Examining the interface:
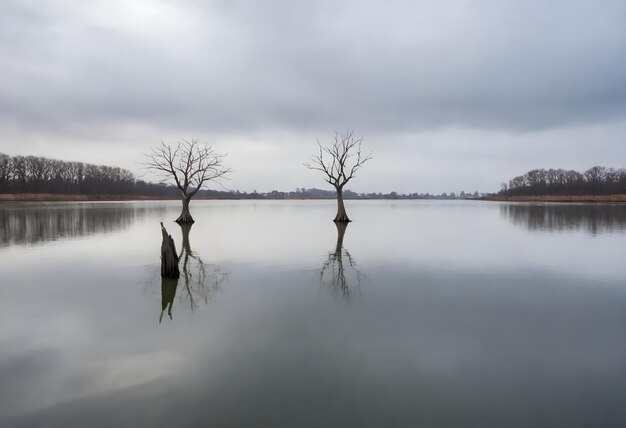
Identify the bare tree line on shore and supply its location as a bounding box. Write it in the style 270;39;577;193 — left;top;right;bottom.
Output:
0;152;170;195
502;166;626;196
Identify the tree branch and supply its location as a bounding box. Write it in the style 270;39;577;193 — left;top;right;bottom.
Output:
304;131;372;189
143;139;231;198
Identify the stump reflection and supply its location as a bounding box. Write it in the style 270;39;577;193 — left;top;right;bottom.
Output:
159;276;178;322
159;223;228;322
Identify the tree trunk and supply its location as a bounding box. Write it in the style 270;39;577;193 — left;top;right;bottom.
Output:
178;222;193;274
334;221;348;254
176;196;194;223
334;187;351;223
160;222;180;278
179;222;193;255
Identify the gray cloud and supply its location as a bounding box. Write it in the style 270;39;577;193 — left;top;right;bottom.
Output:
1;0;625;192
2;0;625;132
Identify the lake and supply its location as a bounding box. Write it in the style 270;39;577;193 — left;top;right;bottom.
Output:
1;200;626;427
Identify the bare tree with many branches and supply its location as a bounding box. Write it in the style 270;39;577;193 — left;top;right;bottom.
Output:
304;131;373;222
144;139;231;223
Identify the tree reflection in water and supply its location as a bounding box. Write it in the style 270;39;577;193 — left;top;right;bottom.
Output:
0;203;147;247
320;222;363;299
159;223;228;322
501;203;626;234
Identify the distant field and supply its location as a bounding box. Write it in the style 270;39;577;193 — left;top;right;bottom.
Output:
482;194;626;202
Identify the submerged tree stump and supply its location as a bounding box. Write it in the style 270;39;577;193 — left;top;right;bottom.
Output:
160;222;180;278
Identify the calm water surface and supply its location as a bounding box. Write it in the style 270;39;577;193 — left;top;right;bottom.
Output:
1;200;626;427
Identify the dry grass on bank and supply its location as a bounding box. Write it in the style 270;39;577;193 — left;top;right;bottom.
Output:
481;194;626;203
0;193;178;202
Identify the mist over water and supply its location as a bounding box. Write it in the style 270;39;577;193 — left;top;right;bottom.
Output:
1;200;626;427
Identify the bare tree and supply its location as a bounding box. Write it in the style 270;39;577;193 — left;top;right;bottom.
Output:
144;139;231;223
0;153;11;191
304;131;373;222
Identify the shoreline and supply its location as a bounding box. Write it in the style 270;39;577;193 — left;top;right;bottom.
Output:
480;194;626;203
0;193;335;202
3;193;626;203
0;194;179;202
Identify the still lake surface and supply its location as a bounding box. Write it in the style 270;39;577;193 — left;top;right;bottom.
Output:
1;200;626;427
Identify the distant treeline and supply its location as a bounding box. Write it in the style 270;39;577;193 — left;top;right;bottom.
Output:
0;153;480;199
0;153;172;195
501;166;626;196
238;189;482;200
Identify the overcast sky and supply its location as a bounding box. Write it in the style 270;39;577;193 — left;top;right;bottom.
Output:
1;0;625;193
